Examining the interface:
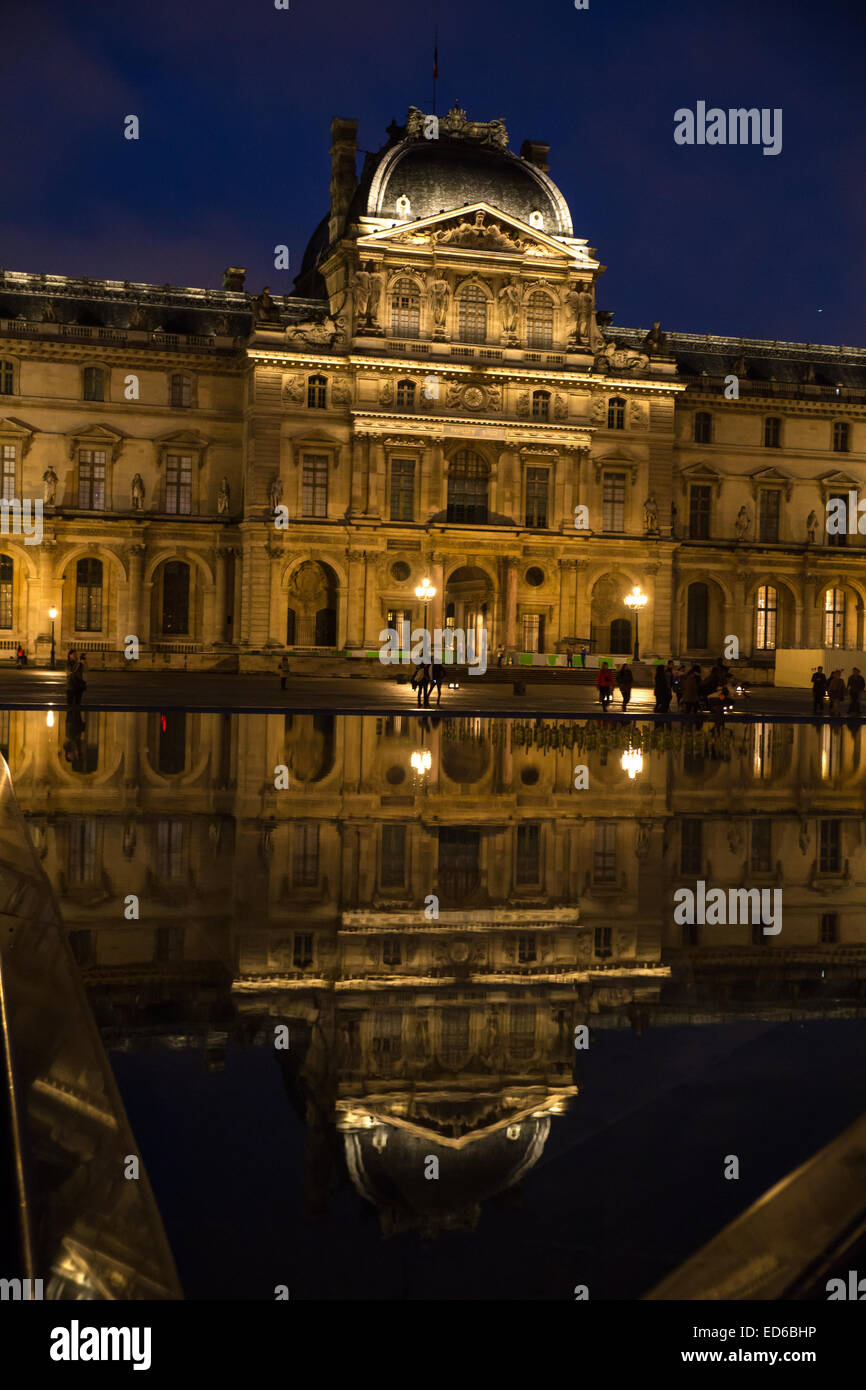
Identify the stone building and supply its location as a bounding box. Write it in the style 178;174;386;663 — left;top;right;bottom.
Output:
1;102;864;670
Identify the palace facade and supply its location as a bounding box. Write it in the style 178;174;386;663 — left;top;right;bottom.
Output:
1;104;865;670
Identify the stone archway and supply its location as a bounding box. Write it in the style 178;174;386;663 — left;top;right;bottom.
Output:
287;561;339;647
444;565;495;649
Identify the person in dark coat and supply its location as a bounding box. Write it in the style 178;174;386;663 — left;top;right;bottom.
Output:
846;667;865;716
617;662;634;711
429;661;443;706
411;660;430;707
654;662;670;712
66;656;86;707
811;665;827;715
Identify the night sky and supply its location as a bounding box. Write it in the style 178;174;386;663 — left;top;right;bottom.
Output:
1;0;864;345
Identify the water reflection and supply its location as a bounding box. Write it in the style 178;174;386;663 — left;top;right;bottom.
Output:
6;711;866;1291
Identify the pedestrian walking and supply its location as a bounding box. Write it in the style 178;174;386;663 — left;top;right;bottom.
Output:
429;661;443;706
566;646;574;670
15;644;26;667
596;661;615;710
847;666;865;715
278;654;290;690
811;665;827;716
580;646;588;668
827;669;845;713
680;665;699;714
66;654;86;707
653;662;670;713
496;644;505;668
411;659;430;706
617;661;634;711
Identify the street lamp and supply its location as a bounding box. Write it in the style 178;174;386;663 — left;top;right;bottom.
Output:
410;750;432;775
623;585;648;661
49;606;57;670
414;576;437;662
621;746;643;780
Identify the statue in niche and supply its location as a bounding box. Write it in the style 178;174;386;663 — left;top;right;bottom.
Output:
431;278;450;327
128;303;149;330
41;300;58;323
643;494;659;533
269;475;284;512
218;477;231;515
42;466;59;505
734;505;752;541
567;283;594;343
131;473;145;510
352;264;383;325
806;510;818;544
498;277;521;335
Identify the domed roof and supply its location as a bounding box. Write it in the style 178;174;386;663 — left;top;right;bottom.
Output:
366;137;572;236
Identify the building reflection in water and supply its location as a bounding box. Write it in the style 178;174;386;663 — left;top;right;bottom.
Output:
6;710;866;1248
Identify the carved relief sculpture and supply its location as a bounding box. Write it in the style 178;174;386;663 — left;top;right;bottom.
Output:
42;466;58;505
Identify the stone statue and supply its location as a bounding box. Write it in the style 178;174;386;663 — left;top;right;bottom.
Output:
567;283;594;343
131;473;145;510
42;466;58;505
734;504;751;541
253;286;279;323
353;264;382;325
594;340;649;373
128;303;148;330
643;493;659;533
642;320;668;355
431;278;450;328
217;477;231;515
498;277;521;335
806;510;818;544
269;475;284;512
41;300;58;324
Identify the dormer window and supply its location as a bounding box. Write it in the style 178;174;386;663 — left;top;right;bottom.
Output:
307;374;327;409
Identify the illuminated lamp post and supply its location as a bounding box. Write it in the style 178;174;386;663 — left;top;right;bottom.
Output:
623;585;648;662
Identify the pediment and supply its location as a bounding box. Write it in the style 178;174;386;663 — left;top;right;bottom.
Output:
154;429;209;450
749;465;794;501
0;417;37;457
65;421;127;461
818;469;861;501
679;461;723;497
357;203;573;264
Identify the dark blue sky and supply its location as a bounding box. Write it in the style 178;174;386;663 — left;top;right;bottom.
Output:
1;0;863;345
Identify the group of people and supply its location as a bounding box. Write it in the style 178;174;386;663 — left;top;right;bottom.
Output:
811;665;865;716
595;661;634;710
411;659;444;707
595;657;737;716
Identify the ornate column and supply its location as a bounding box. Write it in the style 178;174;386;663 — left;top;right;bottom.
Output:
430;551;445;630
504;557;518;651
127;542;146;646
349;435;368;517
346;549;367;648
366;438;385;518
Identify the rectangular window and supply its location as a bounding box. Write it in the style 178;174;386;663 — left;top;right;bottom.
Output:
78;449;106;510
301;455;328;518
833;422;849;453
437;827;480;903
759;490;780;542
751;820;772;874
689;485;711;540
525;467;549;528
83;366;104;402
383;935;402;966
593;823;617;885
293;824;319;886
594;926;612;958
827;496;848;548
764;417;781;448
389;458;415;522
681;819;703;874
518;932;537;963
819;820;841;874
156;819;185;880
1;444;15;501
293;933;314;968
602;472;626;532
68;818;98;885
516;823;540;885
820;912;839;944
75;558;102;631
381;824;406;889
156;927;184;963
165;454;192;515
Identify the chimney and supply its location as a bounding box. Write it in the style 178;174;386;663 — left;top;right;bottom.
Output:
223;267;246;292
520;140;550;173
329;117;359;244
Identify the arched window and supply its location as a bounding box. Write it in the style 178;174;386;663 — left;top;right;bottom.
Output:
170;373;192;408
532;389;550;420
447;450;489;524
526;292;554;349
307;374;327;409
75;558;103;632
0;555;12;629
694;411;712;443
686;582;709;649
396;378;416;410
607;396;625;430
824;588;845;648
755;584;777;650
390;279;420;339
833;421;850;453
0;361;14;395
161;561;190;635
83;366;105;402
458;285;487;344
